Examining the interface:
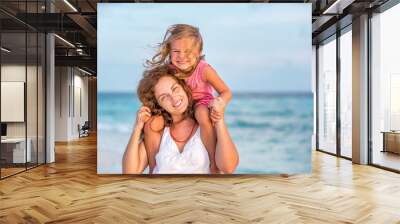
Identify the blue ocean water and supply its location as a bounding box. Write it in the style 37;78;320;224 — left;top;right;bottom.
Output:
97;92;313;174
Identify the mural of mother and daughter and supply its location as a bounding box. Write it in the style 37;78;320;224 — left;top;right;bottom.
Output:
98;4;313;175
123;24;239;174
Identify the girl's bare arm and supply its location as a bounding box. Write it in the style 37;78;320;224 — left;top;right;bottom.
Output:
203;66;232;104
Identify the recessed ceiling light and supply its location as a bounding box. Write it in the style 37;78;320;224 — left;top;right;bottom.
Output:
54;34;75;48
323;0;355;15
78;67;92;76
63;0;78;12
1;47;11;53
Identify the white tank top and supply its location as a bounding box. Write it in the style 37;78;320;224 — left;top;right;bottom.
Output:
153;126;210;174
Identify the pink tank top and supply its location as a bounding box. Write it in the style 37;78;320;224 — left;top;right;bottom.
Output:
185;60;214;106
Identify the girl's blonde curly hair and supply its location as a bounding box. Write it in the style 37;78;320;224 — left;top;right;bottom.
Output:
146;24;204;76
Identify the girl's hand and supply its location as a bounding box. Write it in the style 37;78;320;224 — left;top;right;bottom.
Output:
210;108;223;124
135;106;152;130
210;97;225;124
210;97;225;113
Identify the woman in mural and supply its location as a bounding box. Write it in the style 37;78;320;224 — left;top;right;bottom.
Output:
123;65;239;174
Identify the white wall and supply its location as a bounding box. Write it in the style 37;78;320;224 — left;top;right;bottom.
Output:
55;66;69;141
1;65;41;137
1;65;26;140
73;73;89;137
55;67;89;141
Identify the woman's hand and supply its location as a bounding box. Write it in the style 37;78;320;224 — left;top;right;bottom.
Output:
135;106;152;130
210;97;225;124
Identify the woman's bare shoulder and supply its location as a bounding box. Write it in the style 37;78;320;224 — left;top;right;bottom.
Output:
145;115;165;133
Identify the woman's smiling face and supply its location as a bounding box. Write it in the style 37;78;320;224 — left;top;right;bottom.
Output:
154;76;189;116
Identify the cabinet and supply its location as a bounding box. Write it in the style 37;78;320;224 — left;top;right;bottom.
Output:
0;138;31;164
382;132;400;154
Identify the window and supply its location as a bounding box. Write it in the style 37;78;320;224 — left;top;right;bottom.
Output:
0;1;46;179
371;3;400;171
317;36;337;154
339;28;352;158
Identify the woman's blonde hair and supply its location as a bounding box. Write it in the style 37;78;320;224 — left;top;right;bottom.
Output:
137;65;194;126
146;24;204;71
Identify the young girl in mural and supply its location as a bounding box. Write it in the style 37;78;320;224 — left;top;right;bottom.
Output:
144;24;232;174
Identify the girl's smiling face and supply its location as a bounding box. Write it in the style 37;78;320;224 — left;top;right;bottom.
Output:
170;37;201;72
154;76;189;117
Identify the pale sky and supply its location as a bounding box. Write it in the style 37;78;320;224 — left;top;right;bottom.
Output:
98;3;312;93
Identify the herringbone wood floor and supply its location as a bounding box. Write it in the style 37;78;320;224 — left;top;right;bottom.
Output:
1;134;400;223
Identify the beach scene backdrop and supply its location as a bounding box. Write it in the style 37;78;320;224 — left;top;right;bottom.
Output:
98;92;313;173
97;3;312;174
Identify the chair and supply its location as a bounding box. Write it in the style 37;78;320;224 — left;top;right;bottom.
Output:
79;121;90;138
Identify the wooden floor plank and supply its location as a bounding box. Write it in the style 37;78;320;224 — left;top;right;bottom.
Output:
0;134;400;223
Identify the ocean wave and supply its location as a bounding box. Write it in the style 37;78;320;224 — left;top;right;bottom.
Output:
227;118;313;133
229;119;272;128
258;109;293;116
98;123;133;134
226;109;294;117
